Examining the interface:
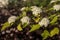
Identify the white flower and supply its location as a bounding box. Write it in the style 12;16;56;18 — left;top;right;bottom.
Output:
0;0;9;7
31;6;42;16
50;0;60;3
39;18;50;27
21;7;29;11
53;4;60;11
20;16;30;24
21;7;26;11
8;16;17;24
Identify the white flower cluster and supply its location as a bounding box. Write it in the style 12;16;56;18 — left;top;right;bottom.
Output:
39;18;50;27
0;0;9;7
31;6;42;16
50;0;60;3
8;16;17;24
20;16;30;24
53;4;60;11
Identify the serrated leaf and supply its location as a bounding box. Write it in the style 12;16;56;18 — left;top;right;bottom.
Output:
50;16;58;25
1;22;10;31
17;24;23;31
50;27;59;37
41;30;50;40
29;24;40;32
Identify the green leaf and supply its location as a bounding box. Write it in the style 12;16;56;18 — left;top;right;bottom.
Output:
23;23;28;28
29;24;40;32
50;16;58;25
41;30;50;40
49;14;56;19
33;17;40;23
1;22;10;31
50;27;59;37
22;11;26;17
17;24;23;31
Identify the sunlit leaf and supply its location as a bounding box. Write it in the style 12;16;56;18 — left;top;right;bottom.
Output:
33;17;40;23
29;24;40;32
23;23;28;28
50;27;59;37
17;24;23;31
1;22;10;31
49;14;56;19
41;30;50;40
50;16;58;25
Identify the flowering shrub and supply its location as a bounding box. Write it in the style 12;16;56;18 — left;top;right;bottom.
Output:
0;0;60;40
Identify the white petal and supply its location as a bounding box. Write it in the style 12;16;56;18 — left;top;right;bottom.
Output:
50;0;60;3
31;6;42;16
39;18;50;27
20;16;30;24
8;16;17;24
21;7;26;11
53;4;60;11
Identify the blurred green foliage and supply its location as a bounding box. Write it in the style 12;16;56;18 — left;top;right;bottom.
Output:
29;24;40;32
1;22;10;31
50;27;59;37
0;0;60;40
17;24;23;31
50;16;58;25
41;30;50;40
